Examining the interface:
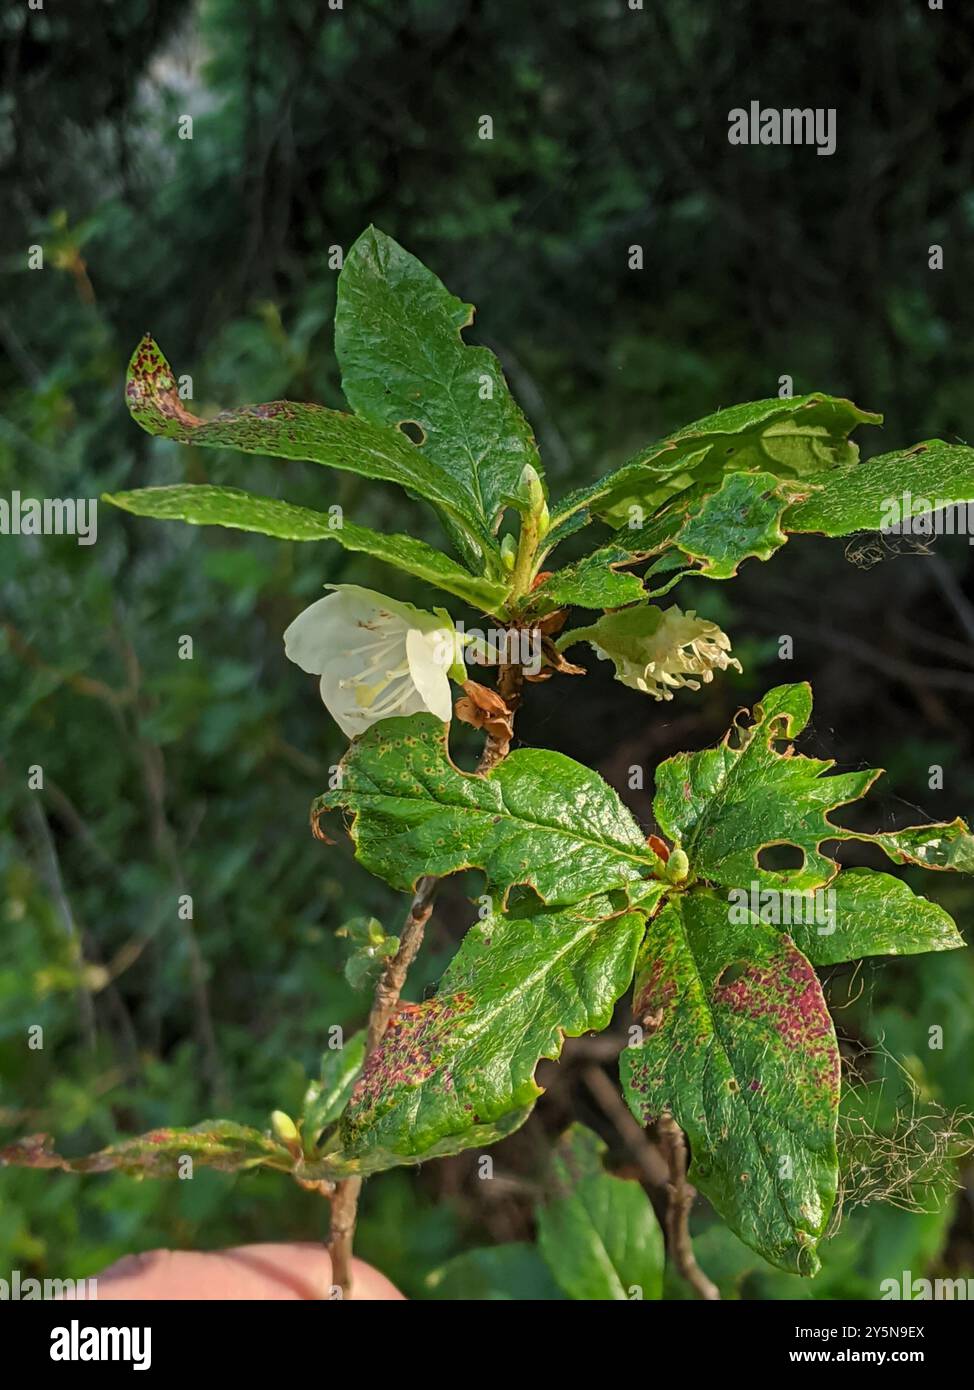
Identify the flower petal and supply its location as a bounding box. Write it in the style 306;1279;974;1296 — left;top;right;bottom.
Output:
283;593;344;675
406;627;454;723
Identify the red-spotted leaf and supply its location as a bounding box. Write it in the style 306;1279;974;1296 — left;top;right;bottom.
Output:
329;895;651;1175
0;1121;296;1178
620;891;840;1275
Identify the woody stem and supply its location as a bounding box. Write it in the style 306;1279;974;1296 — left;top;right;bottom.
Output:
658;1113;721;1300
327;873;439;1297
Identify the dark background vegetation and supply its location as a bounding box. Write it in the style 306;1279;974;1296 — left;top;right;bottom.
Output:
2;0;973;1298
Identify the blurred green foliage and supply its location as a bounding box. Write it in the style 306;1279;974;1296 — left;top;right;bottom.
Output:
2;0;973;1297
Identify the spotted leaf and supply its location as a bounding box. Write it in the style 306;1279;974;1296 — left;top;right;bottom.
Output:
123;333;497;560
0;1121;297;1179
329;896;650;1174
620;892;840;1275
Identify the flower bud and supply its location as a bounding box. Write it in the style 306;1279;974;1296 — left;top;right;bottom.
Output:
271;1110;300;1145
664;848;690;884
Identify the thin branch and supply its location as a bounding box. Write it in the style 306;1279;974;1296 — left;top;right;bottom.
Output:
657;1113;720;1301
327;873;439;1295
581;1064;668;1188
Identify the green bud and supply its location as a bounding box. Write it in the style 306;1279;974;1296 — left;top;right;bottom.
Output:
500;533;518;571
512;462;547;525
517;463;545;511
271;1110;300;1145
664;848;690;884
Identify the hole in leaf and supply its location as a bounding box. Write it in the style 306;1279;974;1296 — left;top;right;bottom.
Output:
398;420;426;446
756;842;805;871
716;960;748;987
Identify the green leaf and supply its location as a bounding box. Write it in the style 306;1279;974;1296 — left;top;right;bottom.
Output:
424;1244;564;1300
649;471;801;579
336;226;543;538
303;1032;367;1146
550;394;880;531
536;1124;665;1300
313;713;663;906
0;1121;295;1178
786;440;974;536
104;484;510;612
766;867;965;966
123;334;496;558
336;917;400;991
872;819;974;872
621;892;840;1275
549;1121;608;1187
529;545;648;613
333;896;647;1173
653;681;974;892
619;683;970;1271
549;439;974;598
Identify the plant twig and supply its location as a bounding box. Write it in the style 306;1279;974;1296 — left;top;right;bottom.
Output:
581;1064;668;1188
327;871;440;1296
657;1112;720;1300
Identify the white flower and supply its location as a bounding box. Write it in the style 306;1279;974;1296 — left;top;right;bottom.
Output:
568;603;742;702
284;585;463;737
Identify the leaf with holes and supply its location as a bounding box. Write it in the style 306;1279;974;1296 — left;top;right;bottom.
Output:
542;441;974;600
329;897;648;1174
532;472;809;613
621;892;840;1274
104;485;508;611
336;226;543;553
313;712;664;906
653;681;974;893
549;393;880;533
122;334;497;560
